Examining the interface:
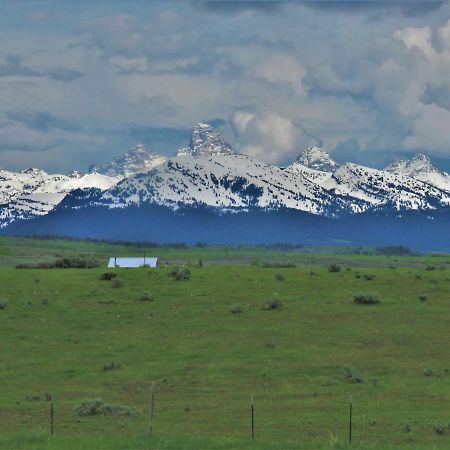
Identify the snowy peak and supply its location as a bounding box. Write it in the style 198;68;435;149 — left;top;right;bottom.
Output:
20;168;48;177
88;144;166;177
183;123;234;157
295;146;339;172
385;154;439;176
67;170;84;179
385;154;450;192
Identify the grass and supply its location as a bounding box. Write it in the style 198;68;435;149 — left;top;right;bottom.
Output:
1;237;450;448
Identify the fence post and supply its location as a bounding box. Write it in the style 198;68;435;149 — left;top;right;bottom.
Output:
251;396;255;440
348;395;353;445
50;396;54;435
148;382;157;435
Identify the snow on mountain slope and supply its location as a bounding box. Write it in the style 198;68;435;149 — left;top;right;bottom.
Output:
285;162;332;184
89;144;167;177
0;168;119;227
177;123;233;157
322;163;450;212
385;154;450;192
293;146;339;172
97;154;357;216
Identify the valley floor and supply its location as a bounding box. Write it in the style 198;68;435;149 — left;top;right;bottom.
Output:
1;238;450;449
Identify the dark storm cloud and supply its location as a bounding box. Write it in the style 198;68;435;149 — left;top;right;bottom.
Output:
302;1;444;17
0;54;41;77
47;67;83;82
0;54;83;82
193;0;286;14
6;110;80;132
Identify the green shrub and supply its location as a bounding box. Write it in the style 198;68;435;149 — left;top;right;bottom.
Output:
342;367;364;384
419;295;428;302
111;279;124;289
261;262;296;268
432;423;447;435
363;274;375;281
403;424;412;433
230;304;243;314
423;368;434;377
0;302;8;310
274;273;285;281
426;265;436;271
103;361;121;371
37;257;99;269
328;264;341;273
15;263;32;269
353;294;380;305
74;399;136;417
168;266;191;281
263;299;283;310
139;293;154;302
99;272;117;281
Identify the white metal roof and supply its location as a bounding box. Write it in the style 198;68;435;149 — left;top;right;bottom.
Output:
108;257;158;268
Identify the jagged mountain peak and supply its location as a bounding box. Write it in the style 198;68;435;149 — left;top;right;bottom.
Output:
184;122;234;157
88;144;167;177
20;168;48;177
67;170;84;179
295;146;339;172
385;153;438;175
384;153;450;192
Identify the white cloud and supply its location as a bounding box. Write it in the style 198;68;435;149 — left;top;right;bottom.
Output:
232;111;302;163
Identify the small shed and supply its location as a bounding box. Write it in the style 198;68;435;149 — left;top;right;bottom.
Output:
108;257;158;268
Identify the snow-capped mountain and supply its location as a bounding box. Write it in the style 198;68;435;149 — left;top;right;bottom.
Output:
385;154;450;192
96;153;357;215
293;146;339;172
321;163;450;212
0;168;119;227
3;122;450;237
177;123;233;157
89;144;167;177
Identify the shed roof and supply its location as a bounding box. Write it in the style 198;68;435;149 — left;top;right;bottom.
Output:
108;257;158;268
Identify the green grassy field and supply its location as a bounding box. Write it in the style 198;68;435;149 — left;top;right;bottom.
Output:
1;237;450;449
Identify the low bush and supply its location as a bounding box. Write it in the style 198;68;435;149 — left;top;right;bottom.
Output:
419;295;428;302
353;294;380;305
261;262;296;268
274;273;285;281
426;265;436;271
168;266;191;281
15;263;32;269
230;304;243;314
432;423;448;435
18;257;100;269
111;279;124;289
0;302;8;310
139;293;154;302
363;274;375;281
74;399;136;417
99;272;117;281
342;367;364;384
103;361;121;371
328;264;341;273
403;424;412;433
423;368;434;377
263;299;283;310
40;257;99;269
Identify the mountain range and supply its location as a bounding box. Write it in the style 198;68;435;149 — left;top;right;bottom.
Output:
3;122;450;249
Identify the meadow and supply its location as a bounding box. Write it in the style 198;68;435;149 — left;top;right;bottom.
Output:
1;237;450;449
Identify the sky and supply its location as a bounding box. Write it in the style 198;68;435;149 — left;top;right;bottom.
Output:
2;0;450;173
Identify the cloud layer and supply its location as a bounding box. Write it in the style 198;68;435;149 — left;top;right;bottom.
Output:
1;1;450;172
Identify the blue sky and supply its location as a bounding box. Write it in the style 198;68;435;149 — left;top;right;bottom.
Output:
1;0;450;172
